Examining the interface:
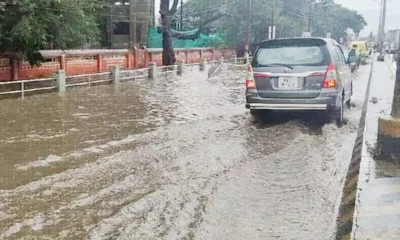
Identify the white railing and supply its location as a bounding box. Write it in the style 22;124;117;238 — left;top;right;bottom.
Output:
0;78;55;99
185;62;201;67
66;72;112;87
0;56;246;99
155;65;179;75
119;69;149;81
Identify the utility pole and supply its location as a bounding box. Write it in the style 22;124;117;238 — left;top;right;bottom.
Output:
377;0;383;46
378;0;387;56
245;0;252;63
271;0;276;39
308;1;312;33
180;0;183;30
150;0;156;26
129;0;137;49
271;0;276;28
377;33;400;161
381;0;387;54
391;33;400;118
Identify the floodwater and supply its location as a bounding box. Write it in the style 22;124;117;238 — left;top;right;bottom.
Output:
0;64;371;239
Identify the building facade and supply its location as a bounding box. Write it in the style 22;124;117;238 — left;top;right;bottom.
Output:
106;0;155;49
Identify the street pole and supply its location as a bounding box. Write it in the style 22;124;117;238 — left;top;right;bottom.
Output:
180;0;183;30
271;0;276;39
129;0;137;49
245;0;252;63
271;0;275;29
308;1;312;33
391;33;400;118
377;20;400;162
377;0;383;48
380;0;387;55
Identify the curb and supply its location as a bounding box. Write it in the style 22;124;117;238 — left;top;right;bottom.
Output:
335;61;375;240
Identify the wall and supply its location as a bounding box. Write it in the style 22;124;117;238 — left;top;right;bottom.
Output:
0;48;235;81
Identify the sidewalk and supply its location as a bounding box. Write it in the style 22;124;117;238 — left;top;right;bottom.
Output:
352;59;400;239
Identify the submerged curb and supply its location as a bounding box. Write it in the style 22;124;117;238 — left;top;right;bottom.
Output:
335;61;374;240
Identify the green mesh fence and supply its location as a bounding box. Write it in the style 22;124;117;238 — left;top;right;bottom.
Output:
147;26;225;48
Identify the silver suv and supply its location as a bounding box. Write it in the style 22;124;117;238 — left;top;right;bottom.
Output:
246;38;352;125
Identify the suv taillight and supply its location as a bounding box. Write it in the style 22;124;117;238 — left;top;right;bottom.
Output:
246;65;256;89
323;63;337;88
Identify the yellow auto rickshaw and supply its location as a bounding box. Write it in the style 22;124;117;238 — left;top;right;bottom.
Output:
349;41;369;64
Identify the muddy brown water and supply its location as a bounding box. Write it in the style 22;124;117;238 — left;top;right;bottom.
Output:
0;65;371;239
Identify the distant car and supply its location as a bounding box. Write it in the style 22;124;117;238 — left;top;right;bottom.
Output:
246;38;353;125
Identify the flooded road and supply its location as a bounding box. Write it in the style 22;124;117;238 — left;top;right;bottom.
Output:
0;64;371;239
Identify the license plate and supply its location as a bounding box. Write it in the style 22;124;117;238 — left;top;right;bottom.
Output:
350;62;356;66
278;77;298;88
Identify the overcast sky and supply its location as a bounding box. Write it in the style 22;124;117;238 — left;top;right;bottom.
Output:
335;0;400;36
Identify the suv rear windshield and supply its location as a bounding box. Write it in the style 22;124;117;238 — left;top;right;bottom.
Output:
253;39;330;67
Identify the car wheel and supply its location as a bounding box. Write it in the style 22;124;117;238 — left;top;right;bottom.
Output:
250;109;259;122
337;97;344;126
250;109;258;116
327;95;344;126
346;84;353;109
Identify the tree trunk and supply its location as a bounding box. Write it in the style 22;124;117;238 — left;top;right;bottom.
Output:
159;0;225;66
160;0;176;66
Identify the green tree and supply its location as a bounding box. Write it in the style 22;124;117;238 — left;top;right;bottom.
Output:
182;0;367;46
0;0;105;65
309;2;366;40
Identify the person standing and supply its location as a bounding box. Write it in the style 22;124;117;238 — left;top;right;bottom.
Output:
236;42;245;58
348;44;360;69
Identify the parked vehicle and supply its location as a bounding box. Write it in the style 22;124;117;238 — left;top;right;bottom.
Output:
246;38;353;125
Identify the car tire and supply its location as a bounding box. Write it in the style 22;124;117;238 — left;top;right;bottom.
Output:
250;109;259;122
327;95;344;126
250;109;258;116
346;84;353;109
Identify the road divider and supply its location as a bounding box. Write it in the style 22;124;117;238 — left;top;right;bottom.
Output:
335;61;374;240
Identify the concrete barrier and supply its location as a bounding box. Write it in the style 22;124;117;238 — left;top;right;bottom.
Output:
56;70;66;93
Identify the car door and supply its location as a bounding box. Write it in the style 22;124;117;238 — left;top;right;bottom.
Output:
333;45;351;99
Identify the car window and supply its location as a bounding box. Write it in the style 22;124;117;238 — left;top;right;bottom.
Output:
255;46;326;66
335;46;346;63
332;46;342;63
332;46;345;63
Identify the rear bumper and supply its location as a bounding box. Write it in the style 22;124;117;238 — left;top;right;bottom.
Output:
246;92;341;111
246;103;327;110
